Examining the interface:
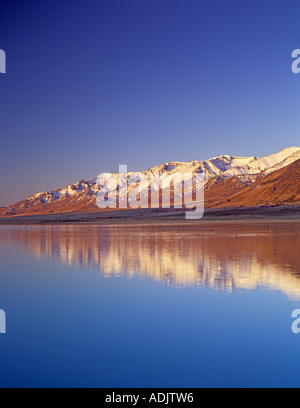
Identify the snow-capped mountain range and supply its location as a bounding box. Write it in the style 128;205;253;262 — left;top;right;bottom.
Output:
1;146;300;216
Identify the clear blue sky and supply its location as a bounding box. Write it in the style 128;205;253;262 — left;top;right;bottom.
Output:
0;0;299;206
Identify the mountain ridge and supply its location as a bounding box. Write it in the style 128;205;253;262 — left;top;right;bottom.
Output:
1;146;300;216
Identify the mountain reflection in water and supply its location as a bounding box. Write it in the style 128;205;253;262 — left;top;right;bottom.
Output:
1;222;300;299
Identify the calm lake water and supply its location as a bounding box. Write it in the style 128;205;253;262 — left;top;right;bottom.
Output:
0;222;300;388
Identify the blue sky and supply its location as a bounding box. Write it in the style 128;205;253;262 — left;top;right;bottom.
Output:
0;0;299;206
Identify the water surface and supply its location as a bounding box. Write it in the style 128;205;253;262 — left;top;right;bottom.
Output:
0;222;300;387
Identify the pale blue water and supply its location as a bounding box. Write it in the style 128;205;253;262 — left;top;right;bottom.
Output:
0;223;300;388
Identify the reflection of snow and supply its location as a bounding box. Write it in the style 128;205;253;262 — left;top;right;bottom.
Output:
2;224;300;300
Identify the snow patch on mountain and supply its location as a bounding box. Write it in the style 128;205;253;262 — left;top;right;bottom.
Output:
1;147;299;215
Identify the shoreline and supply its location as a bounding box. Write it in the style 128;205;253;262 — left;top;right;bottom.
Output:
0;205;299;225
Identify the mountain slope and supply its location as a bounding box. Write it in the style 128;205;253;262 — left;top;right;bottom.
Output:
1;147;299;216
211;159;300;208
